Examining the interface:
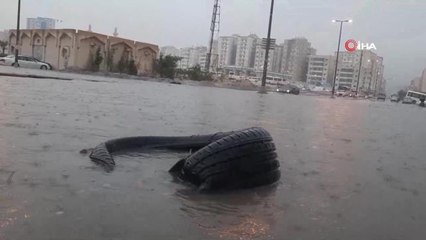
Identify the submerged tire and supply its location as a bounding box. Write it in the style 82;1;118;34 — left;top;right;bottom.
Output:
89;127;281;191
179;127;280;191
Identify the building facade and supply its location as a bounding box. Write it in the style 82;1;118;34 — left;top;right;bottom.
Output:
335;50;384;94
271;44;284;73
173;46;207;70
306;55;335;86
9;29;159;75
234;34;259;70
160;46;179;57
279;38;316;82
254;44;274;73
27;17;56;29
421;69;426;92
161;46;209;71
218;35;237;69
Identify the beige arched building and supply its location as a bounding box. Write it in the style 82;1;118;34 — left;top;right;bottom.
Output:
9;29;159;75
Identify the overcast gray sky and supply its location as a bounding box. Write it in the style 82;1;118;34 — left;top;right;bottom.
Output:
1;0;425;92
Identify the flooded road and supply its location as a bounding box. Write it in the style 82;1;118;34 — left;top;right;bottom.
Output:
1;75;426;239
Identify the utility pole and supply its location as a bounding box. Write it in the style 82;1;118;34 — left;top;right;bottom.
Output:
206;0;220;73
14;0;21;66
331;19;352;98
259;0;275;93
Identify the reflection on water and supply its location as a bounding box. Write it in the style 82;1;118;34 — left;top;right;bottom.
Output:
174;185;278;240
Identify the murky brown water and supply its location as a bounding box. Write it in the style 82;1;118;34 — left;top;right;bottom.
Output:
1;73;426;239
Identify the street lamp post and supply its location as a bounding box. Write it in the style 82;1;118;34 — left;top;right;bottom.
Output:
331;19;352;98
259;0;275;94
14;0;21;66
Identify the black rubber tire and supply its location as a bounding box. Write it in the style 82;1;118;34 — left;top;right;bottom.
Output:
181;127;280;191
89;127;281;191
40;65;48;70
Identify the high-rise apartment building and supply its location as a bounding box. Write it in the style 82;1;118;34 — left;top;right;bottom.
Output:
174;46;208;70
253;44;274;73
234;34;259;69
306;55;335;86
279;38;316;82
218;35;237;68
335;50;384;94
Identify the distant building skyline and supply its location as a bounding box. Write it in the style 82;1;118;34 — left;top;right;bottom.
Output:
26;17;56;29
160;46;208;70
160;35;390;91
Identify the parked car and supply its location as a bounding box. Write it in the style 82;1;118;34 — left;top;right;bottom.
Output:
377;93;386;101
390;94;399;102
276;85;300;95
0;55;52;70
402;97;417;104
336;90;346;97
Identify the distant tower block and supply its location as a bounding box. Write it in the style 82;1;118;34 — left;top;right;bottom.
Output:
88;24;92;32
113;27;118;37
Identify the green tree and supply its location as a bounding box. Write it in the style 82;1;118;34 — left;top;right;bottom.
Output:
187;64;212;81
127;60;138;75
153;55;181;79
397;89;407;101
93;47;103;71
106;48;115;72
188;64;203;81
0;40;8;54
117;54;128;73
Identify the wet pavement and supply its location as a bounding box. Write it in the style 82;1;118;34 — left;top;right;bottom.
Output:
1;71;426;240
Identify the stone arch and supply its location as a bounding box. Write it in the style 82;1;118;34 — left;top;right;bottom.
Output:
20;33;32;56
32;32;44;60
44;32;56;45
32;33;43;45
80;35;106;46
58;33;73;70
9;32;17;53
77;36;106;70
44;33;58;68
59;33;72;46
136;46;157;75
110;42;134;72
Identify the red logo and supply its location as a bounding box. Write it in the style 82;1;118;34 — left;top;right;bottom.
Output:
345;39;357;52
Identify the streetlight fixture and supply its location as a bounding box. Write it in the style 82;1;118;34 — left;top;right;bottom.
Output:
14;0;21;66
259;0;275;94
331;19;352;98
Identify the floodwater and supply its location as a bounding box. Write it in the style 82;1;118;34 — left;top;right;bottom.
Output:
1;71;426;240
